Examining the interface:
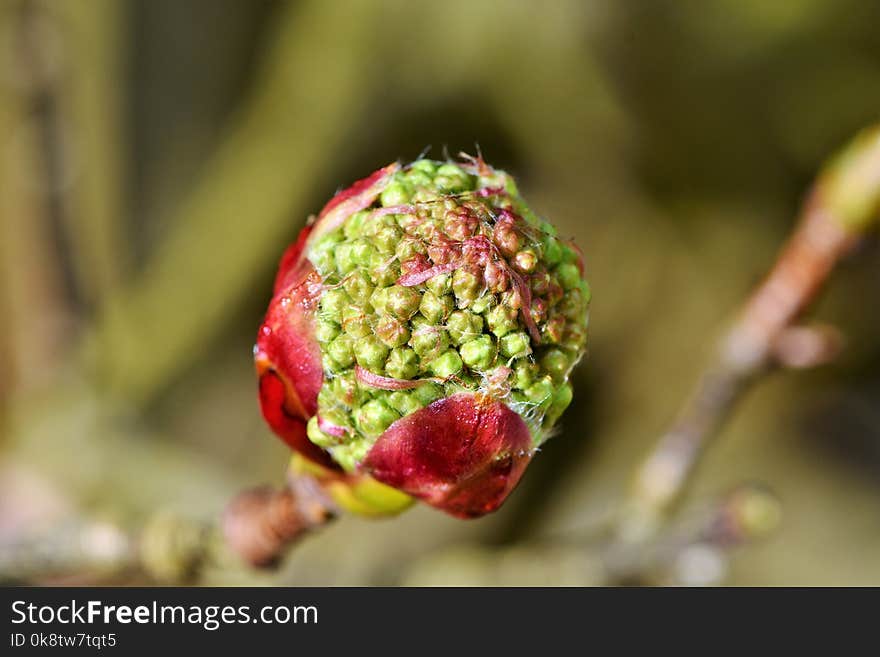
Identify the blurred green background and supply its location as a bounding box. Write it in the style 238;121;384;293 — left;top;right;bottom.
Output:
1;0;879;585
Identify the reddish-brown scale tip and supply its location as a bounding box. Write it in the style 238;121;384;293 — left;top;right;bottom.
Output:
273;225;313;295
568;240;586;277
307;162;399;248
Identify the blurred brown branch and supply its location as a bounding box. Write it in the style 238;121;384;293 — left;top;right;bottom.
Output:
618;125;880;546
0;471;336;584
223;476;336;568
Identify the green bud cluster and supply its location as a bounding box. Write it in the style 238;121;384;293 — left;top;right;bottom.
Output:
306;158;590;471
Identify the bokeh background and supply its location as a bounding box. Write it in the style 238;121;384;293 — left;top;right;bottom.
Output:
1;0;879;585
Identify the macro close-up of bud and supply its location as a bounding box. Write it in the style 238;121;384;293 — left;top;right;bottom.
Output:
6;0;880;599
255;158;590;519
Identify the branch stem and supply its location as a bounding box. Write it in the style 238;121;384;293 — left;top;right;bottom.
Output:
620;126;880;542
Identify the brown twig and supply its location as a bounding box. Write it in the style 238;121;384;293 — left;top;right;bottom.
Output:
618;125;880;542
606;483;781;585
222;474;337;568
0;473;337;584
0;519;133;585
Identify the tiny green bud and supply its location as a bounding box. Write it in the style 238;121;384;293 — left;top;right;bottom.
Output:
385;285;422;320
543;235;563;266
452;269;481;304
320;288;351;323
555;262;581;290
539;219;557;237
317;383;338;410
349;439;373;465
562;244;580;264
413;381;444;405
324;404;354;427
430;349;463;379
542;313;566;344
385;346;419;379
329;371;362;408
374;224;403;254
544;383;573;428
513;360;539;390
526;376;555;405
446;310;484;345
513;248;538;274
434;163;473;193
356;399;400;438
387;390;424;416
581;280;592;305
380;182;411;207
425;273;451;296
452;371;480;390
370;254;400;287
499;331;532;359
343;270;374;304
558;288;584;320
396;236;426;261
343;210;369;239
375;315;411;348
419;290;453;324
323;352;342;373
354;335;390;372
460;335;497;371
315;319;341;344
563;324;588;352
410;159;437;175
327;333;355;368
405;170;433;188
328;441;362;472
361;213;393;238
410;323;449;360
470;293;495;315
342;306;372;339
540;348;571;382
351;238;379;267
334;242;358;275
486;304;518;337
370;286;390;313
310;233;343;273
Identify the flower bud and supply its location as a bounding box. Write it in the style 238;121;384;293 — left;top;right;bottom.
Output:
447;310;484;345
460;335;497;371
256;157;590;517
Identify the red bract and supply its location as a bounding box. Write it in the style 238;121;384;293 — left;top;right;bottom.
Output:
255;160;576;520
255;241;334;469
306;163;400;249
255;166;399;471
362;393;533;518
